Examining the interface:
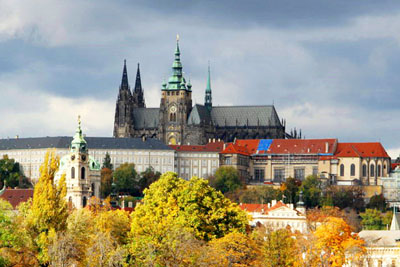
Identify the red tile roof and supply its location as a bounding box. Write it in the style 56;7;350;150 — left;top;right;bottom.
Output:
0;188;33;208
392;163;400;170
259;139;337;154
220;143;251;156
239;201;288;214
170;141;224;152
334;143;390;158
235;139;260;154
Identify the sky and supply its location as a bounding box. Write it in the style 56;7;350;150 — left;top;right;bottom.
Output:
1;0;400;157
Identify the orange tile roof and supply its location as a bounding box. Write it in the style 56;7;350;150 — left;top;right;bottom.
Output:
170;141;224;152
235;139;260;154
259;139;337;154
239;201;288;214
392;163;400;170
0;188;33;208
335;143;389;158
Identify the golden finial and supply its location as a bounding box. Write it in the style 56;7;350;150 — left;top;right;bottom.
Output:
176;34;180;42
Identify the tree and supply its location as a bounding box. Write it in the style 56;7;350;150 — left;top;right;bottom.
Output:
300;175;322;208
129;172;248;263
100;168;113;198
210;232;262;267
313;217;365;266
231;186;282;204
325;186;365;211
367;194;387;211
261;227;301;267
113;163;139;196
0;155;31;189
102;152;113;170
138;166;161;195
27;150;68;264
280;177;301;205
360;209;384;230
209;166;242;194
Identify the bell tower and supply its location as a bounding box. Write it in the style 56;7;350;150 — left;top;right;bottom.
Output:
159;35;192;145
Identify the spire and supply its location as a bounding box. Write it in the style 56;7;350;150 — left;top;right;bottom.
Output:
71;115;87;153
391;206;400;231
134;63;142;93
120;59;130;90
204;61;212;111
163;35;188;91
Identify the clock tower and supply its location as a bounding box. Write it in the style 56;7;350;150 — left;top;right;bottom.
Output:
159;36;192;145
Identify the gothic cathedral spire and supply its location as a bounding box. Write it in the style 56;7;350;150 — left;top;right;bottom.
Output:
121;59;130;91
133;63;145;107
205;62;212;111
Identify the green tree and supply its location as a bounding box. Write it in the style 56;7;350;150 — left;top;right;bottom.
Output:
367;194;387;211
325;186;365;211
300;175;322;208
209;166;242;194
280;177;301;205
360;209;383;230
102;152;113;170
138;166;161;195
100;167;113;198
113;163;139;196
236;186;282;204
128;172;248;264
0;155;31;189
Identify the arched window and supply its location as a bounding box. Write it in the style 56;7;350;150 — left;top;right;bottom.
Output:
82;196;87;208
71;167;75;179
362;164;367;177
377;165;381;177
370;164;375;177
350;164;355;176
91;183;95;196
340;164;344;176
81;167;85;179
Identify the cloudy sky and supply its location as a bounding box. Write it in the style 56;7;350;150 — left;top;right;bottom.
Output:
1;0;400;157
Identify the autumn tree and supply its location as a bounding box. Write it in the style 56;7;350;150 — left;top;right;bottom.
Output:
27;150;68;264
209;166;242;194
325;186;365;211
114;163;139;196
138;166;161;194
360;208;388;230
129;172;248;264
100;167;113;198
367;194;387;211
313;217;365;266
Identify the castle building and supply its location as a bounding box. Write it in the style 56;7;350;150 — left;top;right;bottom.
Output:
113;37;287;145
55;119;101;208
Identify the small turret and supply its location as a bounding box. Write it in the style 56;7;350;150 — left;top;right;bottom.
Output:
296;190;306;214
71;116;87;153
205;62;212;111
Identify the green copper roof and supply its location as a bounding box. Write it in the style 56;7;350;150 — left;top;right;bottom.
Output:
71;116;87;153
163;36;190;91
206;62;211;93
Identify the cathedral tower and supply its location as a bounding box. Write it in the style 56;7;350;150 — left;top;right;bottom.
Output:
113;60;134;137
159;36;192;145
132;63;145;108
204;62;212;111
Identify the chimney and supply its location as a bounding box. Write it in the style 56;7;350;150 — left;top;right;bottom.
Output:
213;138;216;143
271;200;277;206
15;135;19;139
208;138;211;143
267;203;270;208
142;136;146;142
325;142;329;153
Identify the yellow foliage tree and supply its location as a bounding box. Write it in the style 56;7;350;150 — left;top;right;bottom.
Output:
313;216;366;266
28;150;68;264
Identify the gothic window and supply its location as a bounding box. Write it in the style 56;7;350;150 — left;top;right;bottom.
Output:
350;164;355;176
82;196;87;207
81;167;86;179
91;183;95;196
169;113;176;122
71;167;75;179
370;164;375;177
340;164;344;176
362;164;367;177
377;164;381;177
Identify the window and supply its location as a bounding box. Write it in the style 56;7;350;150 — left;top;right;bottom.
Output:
340;164;344;176
350;164;355;176
71;167;75;179
294;168;305;180
377;165;381;177
370;164;375;177
225;157;232;165
274;168;284;183
82;196;87;207
254;168;265;182
312;167;318;176
91;183;95;196
362;164;367;177
81;167;86;179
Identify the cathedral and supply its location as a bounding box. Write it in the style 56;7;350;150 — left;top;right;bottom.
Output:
113;37;288;145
